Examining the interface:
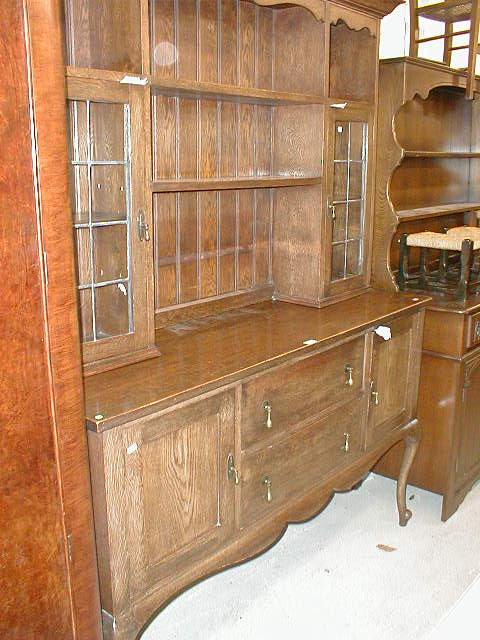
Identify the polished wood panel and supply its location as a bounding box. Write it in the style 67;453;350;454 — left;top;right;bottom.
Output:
390;157;471;211
25;1;103;636
329;18;377;103
153;188;274;317
1;0;101;637
64;0;144;72
395;87;474;154
85;291;428;430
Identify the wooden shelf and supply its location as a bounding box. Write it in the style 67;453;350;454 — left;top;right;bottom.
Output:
397;202;480;221
403;150;480;158
151;78;324;105
416;0;471;22
151;176;322;193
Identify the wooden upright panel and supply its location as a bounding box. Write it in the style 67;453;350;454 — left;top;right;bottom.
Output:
1;0;101;638
64;0;143;72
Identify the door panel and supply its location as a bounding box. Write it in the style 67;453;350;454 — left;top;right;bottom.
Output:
457;353;480;480
66;78;154;366
367;315;416;446
324;105;374;300
99;391;236;605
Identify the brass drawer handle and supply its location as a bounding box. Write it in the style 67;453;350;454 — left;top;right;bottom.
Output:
227;453;239;485
342;432;350;453
344;365;354;386
263;401;272;429
370;381;379;406
262;476;272;502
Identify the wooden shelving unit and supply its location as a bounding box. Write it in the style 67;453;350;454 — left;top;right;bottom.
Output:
373;56;480;525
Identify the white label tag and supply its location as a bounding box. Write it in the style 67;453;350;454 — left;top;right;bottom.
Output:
120;74;148;86
374;325;392;341
126;442;138;455
303;339;318;346
330;102;347;109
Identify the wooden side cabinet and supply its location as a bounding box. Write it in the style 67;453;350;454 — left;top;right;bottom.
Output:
85;297;426;639
375;304;480;520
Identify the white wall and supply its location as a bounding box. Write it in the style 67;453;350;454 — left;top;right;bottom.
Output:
379;2;470;67
380;3;408;59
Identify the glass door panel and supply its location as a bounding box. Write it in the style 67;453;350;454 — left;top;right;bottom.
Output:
324;106;373;301
330;119;367;282
66;78;154;369
68;98;133;343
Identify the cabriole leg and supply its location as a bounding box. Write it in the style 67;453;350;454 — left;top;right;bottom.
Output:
396;425;421;527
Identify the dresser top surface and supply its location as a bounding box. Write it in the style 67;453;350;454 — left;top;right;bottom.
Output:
84;290;428;431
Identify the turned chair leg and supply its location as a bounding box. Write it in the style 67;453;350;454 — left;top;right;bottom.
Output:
398;233;409;290
456;239;473;300
438;250;448;283
396;425;421;527
418;247;429;289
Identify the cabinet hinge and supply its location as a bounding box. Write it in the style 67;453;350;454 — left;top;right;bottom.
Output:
43;251;48;286
66;533;73;563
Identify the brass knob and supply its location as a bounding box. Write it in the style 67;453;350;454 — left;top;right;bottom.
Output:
329;202;336;222
342;433;350;453
344;365;354;386
370;381;379;406
263;401;272;429
262;476;272;502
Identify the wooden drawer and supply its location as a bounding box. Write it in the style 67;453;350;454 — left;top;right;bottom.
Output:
240;399;365;527
466;311;480;350
241;335;366;450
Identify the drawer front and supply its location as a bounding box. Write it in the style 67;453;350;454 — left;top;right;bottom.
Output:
240;399;365;527
467;312;480;350
241;335;366;450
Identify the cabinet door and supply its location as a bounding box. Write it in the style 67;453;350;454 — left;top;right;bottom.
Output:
323;106;375;301
96;391;236;610
367;314;421;447
67;78;154;367
457;351;480;480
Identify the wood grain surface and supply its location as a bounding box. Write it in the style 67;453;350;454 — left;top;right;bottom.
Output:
1;0;101;637
85;291;429;430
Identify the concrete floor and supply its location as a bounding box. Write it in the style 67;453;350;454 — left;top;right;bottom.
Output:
142;475;480;640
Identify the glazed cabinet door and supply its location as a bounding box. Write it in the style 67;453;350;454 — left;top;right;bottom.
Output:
323;105;375;301
456;349;480;481
90;391;236;621
366;313;423;447
66;77;154;369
